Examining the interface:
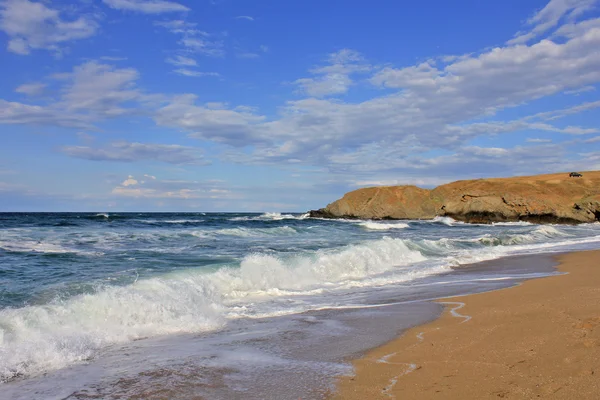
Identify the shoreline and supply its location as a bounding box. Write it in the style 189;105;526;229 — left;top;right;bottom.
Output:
333;249;600;399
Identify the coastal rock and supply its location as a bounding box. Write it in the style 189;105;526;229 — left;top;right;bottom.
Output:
314;171;600;224
316;185;436;220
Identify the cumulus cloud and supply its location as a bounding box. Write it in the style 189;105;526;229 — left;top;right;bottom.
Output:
155;94;267;145
155;18;224;57
166;55;197;66
0;61;150;128
102;0;189;14
173;69;220;78
0;0;98;55
154;19;206;35
525;100;600;120
527;138;553;143
179;37;225;57
508;0;597;45
294;49;371;97
56;61;142;117
0;99;91;128
3;1;600;184
155;14;600;174
15;82;46;96
121;175;138;186
61;141;210;165
554;15;600;38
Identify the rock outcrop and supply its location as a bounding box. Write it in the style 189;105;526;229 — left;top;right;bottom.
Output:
309;171;600;224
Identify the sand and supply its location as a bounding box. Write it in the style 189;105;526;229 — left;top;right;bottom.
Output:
333;250;600;399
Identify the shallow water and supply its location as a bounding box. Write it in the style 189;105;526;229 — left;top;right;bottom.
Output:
1;213;599;398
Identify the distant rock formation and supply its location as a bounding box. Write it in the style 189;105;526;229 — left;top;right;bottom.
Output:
309;171;600;224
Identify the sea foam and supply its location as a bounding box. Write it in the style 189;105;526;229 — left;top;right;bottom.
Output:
359;221;410;230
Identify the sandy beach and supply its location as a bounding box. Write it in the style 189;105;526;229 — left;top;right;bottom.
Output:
334;250;600;399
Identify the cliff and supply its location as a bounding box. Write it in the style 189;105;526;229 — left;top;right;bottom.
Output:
309;171;600;224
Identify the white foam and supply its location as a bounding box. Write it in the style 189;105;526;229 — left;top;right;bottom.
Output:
0;276;225;382
229;212;309;221
478;225;569;247
439;301;471;323
215;226;298;237
140;219;205;224
432;216;464;226
0;236;434;381
209;237;435;307
359;221;409;230
492;221;533;226
0;240;99;256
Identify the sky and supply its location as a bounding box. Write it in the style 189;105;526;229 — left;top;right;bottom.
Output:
1;0;600;212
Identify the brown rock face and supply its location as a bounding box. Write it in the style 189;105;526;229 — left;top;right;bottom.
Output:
310;171;600;224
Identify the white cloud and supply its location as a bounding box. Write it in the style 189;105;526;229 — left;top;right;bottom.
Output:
173;68;220;78
554;16;600;38
56;61;141;117
122;175;138;186
293;49;371;97
527;138;553;143
158;16;600;172
155;19;224;57
508;0;597;45
525;100;600;120
102;0;189;14
0;0;98;55
166;55;197;66
61;141;210;165
99;56;128;61
179;37;224;57
563;85;596;94
155;94;266;145
235;15;254;21
154;19;207;35
4;2;600;183
0;61;149;128
15;82;46;96
0;99;91;128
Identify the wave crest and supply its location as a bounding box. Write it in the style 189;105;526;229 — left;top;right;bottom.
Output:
359;221;409;230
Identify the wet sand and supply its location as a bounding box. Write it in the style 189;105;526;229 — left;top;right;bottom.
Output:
334;250;600;399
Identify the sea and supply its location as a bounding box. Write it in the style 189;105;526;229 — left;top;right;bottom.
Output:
1;212;600;399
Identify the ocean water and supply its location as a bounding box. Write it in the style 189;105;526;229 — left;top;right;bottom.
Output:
1;212;600;399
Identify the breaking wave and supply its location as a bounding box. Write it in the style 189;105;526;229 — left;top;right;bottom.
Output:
215;226;298;237
478;226;568;246
229;212;309;221
0;236;431;382
431;216;465;226
0;240;100;256
359;221;410;230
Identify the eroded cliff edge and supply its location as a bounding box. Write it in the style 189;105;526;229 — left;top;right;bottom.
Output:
309;171;600;224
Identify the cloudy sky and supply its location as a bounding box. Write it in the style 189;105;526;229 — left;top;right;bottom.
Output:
1;0;600;212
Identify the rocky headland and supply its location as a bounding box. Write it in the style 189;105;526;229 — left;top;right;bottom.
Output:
309;171;600;224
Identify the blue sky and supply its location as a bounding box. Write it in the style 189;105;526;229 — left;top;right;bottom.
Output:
1;0;599;212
